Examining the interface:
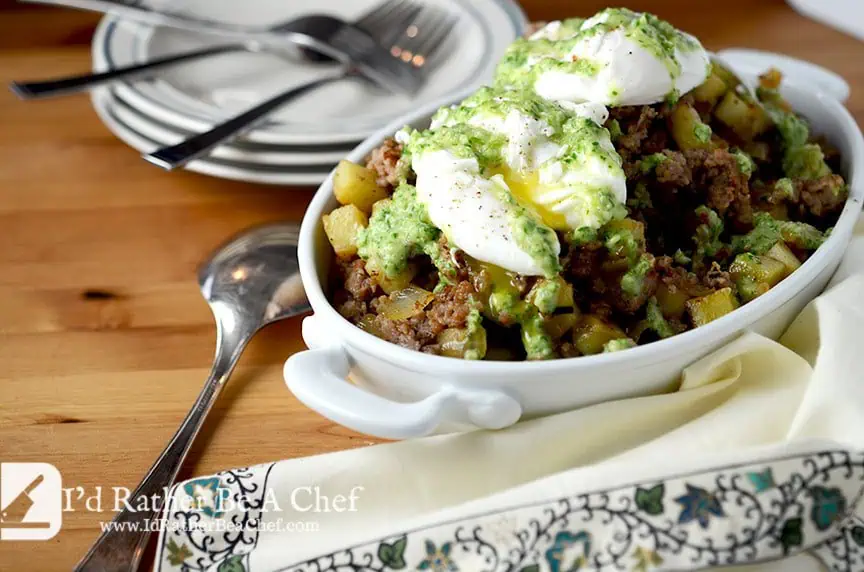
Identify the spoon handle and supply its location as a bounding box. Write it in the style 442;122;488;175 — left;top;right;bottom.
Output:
143;67;349;170
73;333;252;572
10;45;243;100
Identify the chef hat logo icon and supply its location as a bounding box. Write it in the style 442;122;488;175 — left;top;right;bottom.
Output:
0;463;62;541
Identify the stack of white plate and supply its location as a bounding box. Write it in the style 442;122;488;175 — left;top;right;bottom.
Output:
90;0;527;185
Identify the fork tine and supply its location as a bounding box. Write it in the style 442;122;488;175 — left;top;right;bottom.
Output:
419;14;458;63
357;0;419;38
411;12;452;55
379;2;424;46
354;0;405;33
388;6;456;68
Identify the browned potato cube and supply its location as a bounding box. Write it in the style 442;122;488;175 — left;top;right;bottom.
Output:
333;160;390;213
686;288;739;327
322;204;367;258
766;242;801;274
366;259;418;294
715;91;772;141
693;73;728;108
671;103;713;151
574;315;628;356
544;312;579;340
655;283;691;320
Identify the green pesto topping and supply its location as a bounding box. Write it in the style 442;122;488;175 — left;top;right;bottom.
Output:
665;88;682;106
357;184;440;278
494;21;600;91
758;87;832;181
621;253;654;299
732;149;756;178
418;87;624;173
510;213;562;278
604;226;641;263
775;178;797;201
522;310;554;360
646;297;675;339
603;338;637;353
783;144;831;180
732;212;827;255
694;122;713;144
627;182;653;210
736;276;763;302
527;278;562;314
570;226;599;245
673;249;692;265
693;205;725;259
464;307;486;360
608;118;623;140
639;152;668;174
486;286;553;360
402;122;506;172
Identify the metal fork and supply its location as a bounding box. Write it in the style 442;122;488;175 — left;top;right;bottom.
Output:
10;0;423;99
144;4;456;171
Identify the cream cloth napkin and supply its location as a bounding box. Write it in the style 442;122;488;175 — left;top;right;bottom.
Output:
155;217;864;572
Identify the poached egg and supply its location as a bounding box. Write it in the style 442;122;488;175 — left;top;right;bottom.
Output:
402;88;626;277
497;8;711;106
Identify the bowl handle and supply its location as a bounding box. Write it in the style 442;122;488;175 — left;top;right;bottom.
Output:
283;345;523;440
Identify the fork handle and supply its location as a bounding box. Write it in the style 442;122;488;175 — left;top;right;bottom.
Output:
143;67;350;170
10;45;243;100
20;0;257;37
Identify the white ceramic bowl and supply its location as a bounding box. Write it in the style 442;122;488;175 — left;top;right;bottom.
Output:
284;85;864;440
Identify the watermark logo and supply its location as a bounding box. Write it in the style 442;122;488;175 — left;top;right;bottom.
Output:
0;463;62;541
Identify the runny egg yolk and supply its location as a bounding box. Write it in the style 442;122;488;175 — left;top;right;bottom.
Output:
487;166;569;230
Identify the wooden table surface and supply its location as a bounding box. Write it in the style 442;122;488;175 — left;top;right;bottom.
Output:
0;0;862;569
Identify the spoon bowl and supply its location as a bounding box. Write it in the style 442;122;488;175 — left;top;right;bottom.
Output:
74;222;308;572
199;222;309;329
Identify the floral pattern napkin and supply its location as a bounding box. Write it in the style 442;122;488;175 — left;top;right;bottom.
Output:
156;447;864;572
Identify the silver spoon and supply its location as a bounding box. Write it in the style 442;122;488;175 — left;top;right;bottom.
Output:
73;222;309;572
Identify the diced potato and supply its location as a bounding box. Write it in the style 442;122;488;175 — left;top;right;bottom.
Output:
686;288;739;326
438;327;487;359
527;276;574;314
671;103;713;151
730;253;787;302
655;283;691;320
711;61;741;90
757;202;789;221
574;315;628;356
759;68;783;90
730;253;788;285
604;218;647;253
376;285;434;321
545;312;579;340
737;280;770;302
366;260;417;294
322;204;368;258
333;160;389;213
485;347;518;361
715;91;772;141
357;314;386;339
743;141;771;162
557;282;575;308
766;242;802;274
693;73;728;108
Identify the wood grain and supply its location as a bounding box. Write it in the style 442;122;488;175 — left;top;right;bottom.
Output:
0;1;862;569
